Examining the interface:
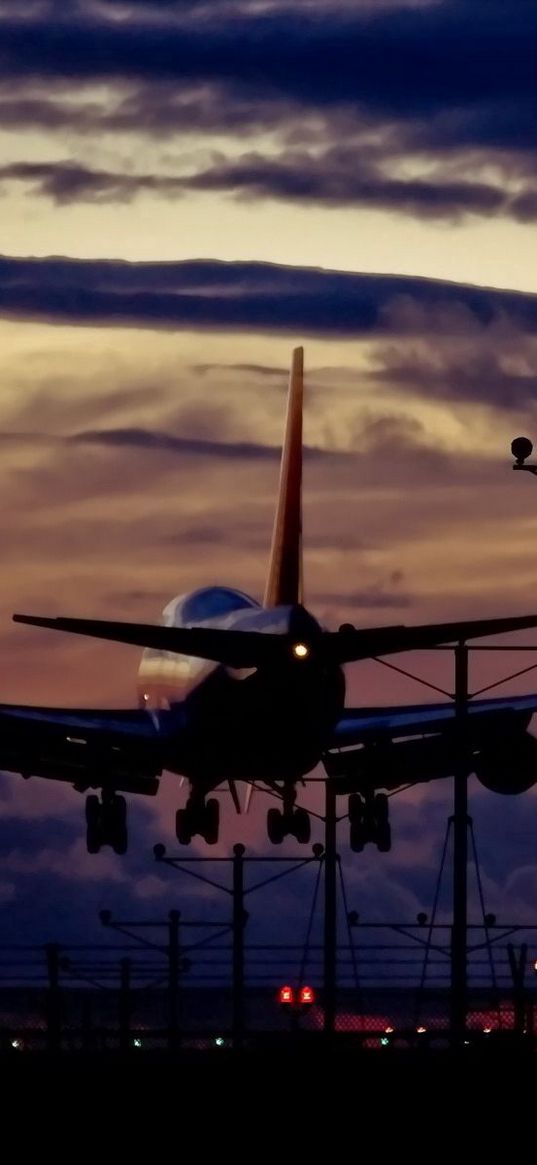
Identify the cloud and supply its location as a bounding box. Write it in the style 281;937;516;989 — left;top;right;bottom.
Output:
191;362;288;379
0;421;330;462
0;2;532;109
3;254;537;337
0;882;15;905
4;155;537;226
0;1;531;145
370;333;537;409
0;161;191;205
314;570;412;611
1;0;537;241
179;148;530;223
70;426;289;460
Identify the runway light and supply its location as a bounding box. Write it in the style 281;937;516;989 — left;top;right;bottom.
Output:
483;1028;492;1034
380;1037;390;1047
132;1038;142;1049
215;1037;225;1047
299;985;315;1006
292;643;309;659
278;985;295;1006
416;1026;427;1034
385;1026;394;1034
11;1039;22;1050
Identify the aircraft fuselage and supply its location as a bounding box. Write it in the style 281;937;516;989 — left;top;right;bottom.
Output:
138;587;346;788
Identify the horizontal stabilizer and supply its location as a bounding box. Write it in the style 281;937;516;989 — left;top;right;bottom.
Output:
328;613;537;664
13;613;291;669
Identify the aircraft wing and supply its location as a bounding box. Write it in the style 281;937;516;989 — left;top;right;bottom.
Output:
332;693;537;745
0;703;169;795
327;693;537;792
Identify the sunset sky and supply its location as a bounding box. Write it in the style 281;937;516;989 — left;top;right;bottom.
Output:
2;0;537;946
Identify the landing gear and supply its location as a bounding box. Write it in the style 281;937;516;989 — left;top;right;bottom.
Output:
349;791;391;853
267;807;285;845
266;787;311;845
176;796;220;845
86;792;128;855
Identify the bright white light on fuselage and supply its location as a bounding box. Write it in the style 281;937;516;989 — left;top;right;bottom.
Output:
292;643;309;659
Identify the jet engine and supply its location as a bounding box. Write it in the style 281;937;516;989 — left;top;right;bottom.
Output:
474;731;537;795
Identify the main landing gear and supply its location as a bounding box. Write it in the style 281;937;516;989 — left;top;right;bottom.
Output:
266;786;311;845
176;795;220;845
86;792;128;855
348;791;391;853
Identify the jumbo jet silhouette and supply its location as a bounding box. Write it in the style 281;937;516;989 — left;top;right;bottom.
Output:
8;348;537;854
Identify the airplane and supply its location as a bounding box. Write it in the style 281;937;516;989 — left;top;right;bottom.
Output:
4;346;537;855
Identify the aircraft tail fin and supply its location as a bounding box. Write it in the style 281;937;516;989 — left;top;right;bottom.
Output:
263;346;304;608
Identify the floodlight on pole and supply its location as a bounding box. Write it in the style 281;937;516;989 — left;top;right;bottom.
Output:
511;437;537;475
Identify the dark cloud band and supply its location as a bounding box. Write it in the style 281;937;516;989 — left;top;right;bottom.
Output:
1;3;535;108
2;253;537;336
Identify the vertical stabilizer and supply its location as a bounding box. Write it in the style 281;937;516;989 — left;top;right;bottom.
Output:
264;347;304;608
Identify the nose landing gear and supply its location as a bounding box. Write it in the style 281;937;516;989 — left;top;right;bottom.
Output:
176;794;220;845
348;791;391;853
266;786;311;845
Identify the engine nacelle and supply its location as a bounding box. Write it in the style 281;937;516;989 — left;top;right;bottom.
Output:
474;732;537;795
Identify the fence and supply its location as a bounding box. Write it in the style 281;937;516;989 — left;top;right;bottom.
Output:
0;920;535;1052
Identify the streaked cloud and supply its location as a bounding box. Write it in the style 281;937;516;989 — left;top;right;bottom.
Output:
3;255;537;338
6;154;537;227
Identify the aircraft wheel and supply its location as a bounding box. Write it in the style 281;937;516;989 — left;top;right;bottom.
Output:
374;793;389;826
109;796;128;855
376;822;392;853
176;807;193;846
86;794;102;854
112;829;128;855
203;798;220;845
98;794;128;855
267;807;285;844
348;793;364;826
293;807;311;845
350;821;365;853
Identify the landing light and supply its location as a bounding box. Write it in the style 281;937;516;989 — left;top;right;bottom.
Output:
292;643;309;659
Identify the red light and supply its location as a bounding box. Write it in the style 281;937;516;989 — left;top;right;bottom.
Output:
299;985;315;1006
278;985;294;1006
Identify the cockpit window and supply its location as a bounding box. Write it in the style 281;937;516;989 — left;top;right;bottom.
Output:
181;586;259;624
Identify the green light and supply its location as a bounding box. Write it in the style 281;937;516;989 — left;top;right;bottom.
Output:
380;1037;389;1047
215;1037;225;1047
133;1038;142;1048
